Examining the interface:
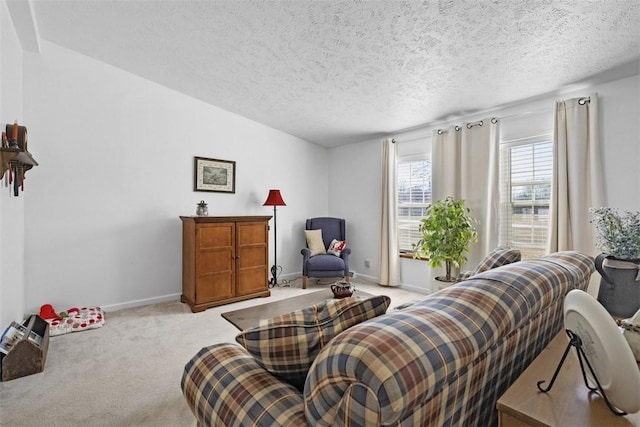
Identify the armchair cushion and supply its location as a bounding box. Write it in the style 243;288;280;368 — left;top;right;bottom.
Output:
304;229;326;256
306;253;345;271
235;295;391;390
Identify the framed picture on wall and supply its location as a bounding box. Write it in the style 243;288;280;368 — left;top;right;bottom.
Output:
194;156;236;193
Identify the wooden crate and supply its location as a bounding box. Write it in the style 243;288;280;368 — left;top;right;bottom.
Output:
1;315;50;381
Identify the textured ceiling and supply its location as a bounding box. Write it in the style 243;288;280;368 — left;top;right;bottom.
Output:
30;0;640;147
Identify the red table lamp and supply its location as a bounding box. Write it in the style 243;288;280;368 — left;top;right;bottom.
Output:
263;189;286;287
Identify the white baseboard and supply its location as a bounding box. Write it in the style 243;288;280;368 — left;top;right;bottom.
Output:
100;274;430;312
350;273;431;295
101;293;181;312
353;272;378;282
399;282;432;295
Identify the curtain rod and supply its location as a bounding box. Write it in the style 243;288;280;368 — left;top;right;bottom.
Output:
414;96;591;137
437;117;499;134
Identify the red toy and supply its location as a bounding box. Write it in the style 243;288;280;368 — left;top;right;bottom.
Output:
39;304;80;320
39;304;58;320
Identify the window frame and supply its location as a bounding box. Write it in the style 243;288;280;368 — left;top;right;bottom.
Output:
397;153;431;255
499;134;553;259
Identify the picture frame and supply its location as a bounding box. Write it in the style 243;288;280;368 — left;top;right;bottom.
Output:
194;156;236;193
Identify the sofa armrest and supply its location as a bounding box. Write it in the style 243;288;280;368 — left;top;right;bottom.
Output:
182;343;306;427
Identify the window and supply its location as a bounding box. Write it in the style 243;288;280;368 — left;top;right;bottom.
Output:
499;136;552;259
397;155;431;252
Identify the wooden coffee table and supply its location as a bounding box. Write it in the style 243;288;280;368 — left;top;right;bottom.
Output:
222;289;372;331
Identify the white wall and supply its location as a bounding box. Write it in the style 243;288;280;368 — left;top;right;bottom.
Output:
328;136;382;281
329;74;640;294
0;0;26;328
599;76;640;210
20;40;328;314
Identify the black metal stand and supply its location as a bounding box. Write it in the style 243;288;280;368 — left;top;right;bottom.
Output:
268;205;279;288
536;329;627;416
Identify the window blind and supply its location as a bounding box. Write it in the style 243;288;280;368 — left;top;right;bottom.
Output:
499;137;552;259
397;155;431;252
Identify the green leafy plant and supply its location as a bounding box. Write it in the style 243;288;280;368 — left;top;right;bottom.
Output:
412;197;478;281
590;207;640;260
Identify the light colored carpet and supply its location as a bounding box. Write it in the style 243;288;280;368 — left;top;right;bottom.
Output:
0;278;427;427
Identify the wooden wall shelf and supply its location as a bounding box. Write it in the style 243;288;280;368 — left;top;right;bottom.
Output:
0;147;38;175
0;148;38;196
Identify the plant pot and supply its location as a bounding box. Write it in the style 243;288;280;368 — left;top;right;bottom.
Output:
435;276;456;291
595;254;640;318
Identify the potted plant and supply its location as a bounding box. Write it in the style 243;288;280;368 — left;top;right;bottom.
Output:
590;207;640;317
413;197;477;282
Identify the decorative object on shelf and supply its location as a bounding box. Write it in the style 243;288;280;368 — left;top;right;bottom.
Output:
4;122;27;149
618;308;640;362
412;197;477;282
590;207;640;317
537;289;640;416
0;122;37;197
196;200;208;216
331;281;355;298
194;156;236;193
7;121;19;148
263;189;286;287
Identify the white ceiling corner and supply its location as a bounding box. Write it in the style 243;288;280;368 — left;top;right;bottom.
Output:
6;0;40;52
26;0;640;147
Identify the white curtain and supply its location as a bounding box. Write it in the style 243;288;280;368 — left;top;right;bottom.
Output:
432;118;500;269
548;94;605;255
380;138;400;287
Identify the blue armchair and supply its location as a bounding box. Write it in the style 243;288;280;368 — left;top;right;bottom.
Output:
301;217;351;289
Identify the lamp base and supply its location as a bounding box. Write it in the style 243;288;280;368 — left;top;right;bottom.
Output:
268;265;278;288
268;265;288;288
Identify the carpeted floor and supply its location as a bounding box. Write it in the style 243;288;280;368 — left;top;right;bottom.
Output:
0;278;426;427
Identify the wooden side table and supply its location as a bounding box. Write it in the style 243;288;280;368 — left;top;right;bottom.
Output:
497;332;639;426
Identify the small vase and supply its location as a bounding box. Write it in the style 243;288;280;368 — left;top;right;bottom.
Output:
331;282;354;298
196;201;208;216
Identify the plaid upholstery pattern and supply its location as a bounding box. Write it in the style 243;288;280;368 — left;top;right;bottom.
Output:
457;247;522;281
235;295;391;389
181;251;594;427
181;344;307;426
304;251;593;426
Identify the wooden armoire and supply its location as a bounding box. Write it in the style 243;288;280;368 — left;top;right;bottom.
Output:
180;216;271;312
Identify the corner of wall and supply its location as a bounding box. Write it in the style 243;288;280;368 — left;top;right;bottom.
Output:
0;0;27;327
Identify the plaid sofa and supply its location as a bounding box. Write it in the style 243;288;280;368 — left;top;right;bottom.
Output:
182;251;594;426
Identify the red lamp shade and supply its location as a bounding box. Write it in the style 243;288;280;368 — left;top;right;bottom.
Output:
263;189;286;206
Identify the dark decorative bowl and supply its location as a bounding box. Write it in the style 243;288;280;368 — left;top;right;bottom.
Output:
331;282;355;298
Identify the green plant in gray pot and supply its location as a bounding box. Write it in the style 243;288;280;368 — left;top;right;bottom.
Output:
590;207;640;318
413;197;477;282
